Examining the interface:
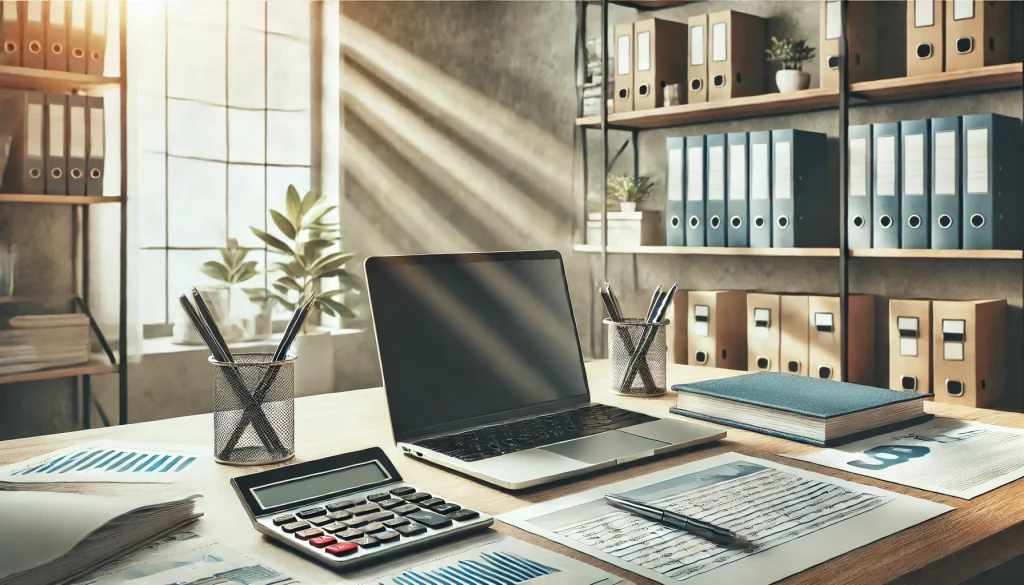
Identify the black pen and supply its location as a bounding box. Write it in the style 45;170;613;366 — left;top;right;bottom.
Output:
604;493;750;549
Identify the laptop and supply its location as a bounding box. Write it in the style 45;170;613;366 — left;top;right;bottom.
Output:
364;250;725;490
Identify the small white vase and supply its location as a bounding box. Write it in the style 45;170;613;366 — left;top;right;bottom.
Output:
619;202;637;213
776;70;811;94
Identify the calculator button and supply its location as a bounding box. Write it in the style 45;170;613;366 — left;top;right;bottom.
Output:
393;504;421;516
362;511;395;524
338;528;364;539
383;517;410;528
296;528;324;540
345;516;370;528
323;522;349;534
309;535;337;548
272;514;296;526
395;523;427;537
447;509;480;522
403;492;432;503
363;522;386;534
297;507;326;519
327;498;364;511
308;516;333;527
433;503;461;515
367;492;391;502
349;503;380;516
326;541;358;556
390;486;416;496
407;511;453;529
352;535;380;548
281;521;310;533
378;498;405;510
327;510;352;521
420;497;445;509
376;530;401;544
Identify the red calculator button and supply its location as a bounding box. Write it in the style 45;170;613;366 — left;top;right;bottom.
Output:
309;535;337;548
326;541;358;556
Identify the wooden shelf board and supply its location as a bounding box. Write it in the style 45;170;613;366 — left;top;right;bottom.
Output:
850;249;1022;260
0;356;118;386
574;244;840;257
0;194;121;204
0;294;75;304
850;63;1023;101
0;65;119;93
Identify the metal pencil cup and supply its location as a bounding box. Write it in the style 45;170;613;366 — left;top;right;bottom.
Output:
211;352;296;465
605;318;668;397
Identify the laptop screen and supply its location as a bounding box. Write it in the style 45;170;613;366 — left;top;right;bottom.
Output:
365;251;590;441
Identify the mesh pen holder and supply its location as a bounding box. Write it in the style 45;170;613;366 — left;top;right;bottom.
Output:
211;352;296;466
606;318;668;397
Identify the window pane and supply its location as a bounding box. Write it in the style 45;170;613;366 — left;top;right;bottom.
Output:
135;91;166;154
228;26;265;109
228;0;264;30
267;35;309;110
168;19;226;104
167;157;226;247
167;0;225;26
137;150;167;248
130;6;165;96
139;250;167;325
228;164;266;248
266;166;311;240
267;0;309;40
267;110;310;166
167;99;226;161
228;108;265;163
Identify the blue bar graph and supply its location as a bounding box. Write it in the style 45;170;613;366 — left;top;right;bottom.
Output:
391;552;559;585
8;447;199;480
160;455;183;472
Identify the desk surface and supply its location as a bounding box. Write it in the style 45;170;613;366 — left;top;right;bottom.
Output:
3;361;1024;584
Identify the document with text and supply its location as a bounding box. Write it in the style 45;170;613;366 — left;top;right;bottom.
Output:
790;418;1024;499
501;453;950;585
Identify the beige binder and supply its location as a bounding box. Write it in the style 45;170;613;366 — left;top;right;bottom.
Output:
707;10;765;101
613;22;634;113
807;295;875;384
671;290;688;364
22;0;45;69
945;0;1010;71
687;290;746;370
780;294;809;376
820;0;877;89
889;299;932;393
932;299;1005;408
687;14;708;104
907;0;945;76
633;18;688;110
747;293;780;372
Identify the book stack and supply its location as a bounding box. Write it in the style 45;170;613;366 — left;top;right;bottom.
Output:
0;313;90;375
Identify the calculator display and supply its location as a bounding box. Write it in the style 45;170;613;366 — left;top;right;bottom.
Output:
252;461;390;509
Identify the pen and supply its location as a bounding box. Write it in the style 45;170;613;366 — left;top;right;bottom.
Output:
604;493;750;549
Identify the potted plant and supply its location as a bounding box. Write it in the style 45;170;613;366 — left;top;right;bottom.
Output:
195;238;264;341
607;174;655;213
765;36;815;94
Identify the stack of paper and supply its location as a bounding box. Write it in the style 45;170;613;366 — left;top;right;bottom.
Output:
0;492;202;585
0;314;91;375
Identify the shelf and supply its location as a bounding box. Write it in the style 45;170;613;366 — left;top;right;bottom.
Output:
0;194;121;204
0;65;119;93
574;244;840;257
0;357;118;386
576;64;1023;131
850;249;1022;260
0;294;75;304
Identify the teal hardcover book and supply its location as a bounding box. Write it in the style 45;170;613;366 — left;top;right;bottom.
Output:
670;372;933;447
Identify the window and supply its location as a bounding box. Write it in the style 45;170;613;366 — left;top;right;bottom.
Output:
130;0;316;330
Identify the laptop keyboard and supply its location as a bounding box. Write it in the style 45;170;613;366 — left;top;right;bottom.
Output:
410;404;658;462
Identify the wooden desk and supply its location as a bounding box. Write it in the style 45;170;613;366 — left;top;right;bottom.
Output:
3;361;1024;584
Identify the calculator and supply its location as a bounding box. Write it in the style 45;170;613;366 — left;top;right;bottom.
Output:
230;447;493;569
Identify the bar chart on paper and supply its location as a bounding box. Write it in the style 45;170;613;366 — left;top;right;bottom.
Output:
0;442;205;484
387;552;559;585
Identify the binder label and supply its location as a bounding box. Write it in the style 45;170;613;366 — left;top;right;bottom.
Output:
825;0;842;41
637;31;651;72
50;0;64;22
617;35;630;76
1;1;15;25
850;137;868;197
668;148;683;202
953;0;974;21
934;131;956;195
708;145;724;201
711;22;727;62
27;104;43;158
690;26;704;66
93;1;107;34
966;128;988;194
49;104;64;156
751;143;768;200
773;141;791;200
71;107;86;158
72;0;87;29
687;147;703;201
90;107;104;156
877;135;896;197
905;133;925;196
900;338;919;357
729;144;746;201
915;0;935;27
27;0;42;21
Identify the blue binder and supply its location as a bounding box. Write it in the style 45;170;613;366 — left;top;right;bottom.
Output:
847;125;872;250
706;133;727;247
872;122;901;249
962;113;1022;250
900;119;930;249
748;130;772;248
665;137;685;246
726;132;749;247
930;117;961;249
685;135;706;246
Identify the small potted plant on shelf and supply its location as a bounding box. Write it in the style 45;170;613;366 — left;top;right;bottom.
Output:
607;174;655;213
765;36;815;94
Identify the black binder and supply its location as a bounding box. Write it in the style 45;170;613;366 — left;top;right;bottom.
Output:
901;119;930;249
67;94;88;196
706;133;727;247
1;91;46;194
930;116;961;249
872;122;900;249
666;137;685;246
86;96;104;196
748;130;772;248
771;129;830;248
847;124;872;249
727;132;749;247
45;93;67;195
685;135;706;247
962;113;1021;250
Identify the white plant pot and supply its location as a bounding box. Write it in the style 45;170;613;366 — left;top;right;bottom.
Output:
776;70;810;94
291;328;335;398
619;202;637;213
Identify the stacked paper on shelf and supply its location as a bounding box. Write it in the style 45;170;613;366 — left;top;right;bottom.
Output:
0;313;90;375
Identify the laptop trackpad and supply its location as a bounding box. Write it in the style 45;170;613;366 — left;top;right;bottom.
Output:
541;430;668;464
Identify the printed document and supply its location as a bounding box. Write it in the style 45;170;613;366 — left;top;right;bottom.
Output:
501;453;950;585
0;441;206;484
790;418;1024;499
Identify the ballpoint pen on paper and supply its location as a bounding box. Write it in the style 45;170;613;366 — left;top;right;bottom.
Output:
604;493;751;549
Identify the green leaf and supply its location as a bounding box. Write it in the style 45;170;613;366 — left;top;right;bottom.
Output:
302;239;336;253
318;268;361;291
242;287;267;300
251;228;294;255
270;293;296;312
319;296;357;319
318;288;347;299
200;261;230;282
302;205;336;229
282;261;304;280
299;189;322;218
228;260;257;280
272;282;290;295
285;185;302;226
270;210;297;240
302;242;318;266
311;251;354;274
277;276;303;292
318;302;337;317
